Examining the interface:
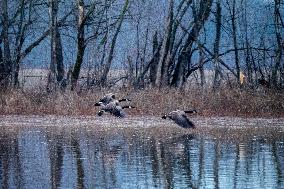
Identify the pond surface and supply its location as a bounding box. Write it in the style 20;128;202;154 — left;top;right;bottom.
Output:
0;115;283;189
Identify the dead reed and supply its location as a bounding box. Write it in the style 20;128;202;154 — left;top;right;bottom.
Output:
0;86;283;117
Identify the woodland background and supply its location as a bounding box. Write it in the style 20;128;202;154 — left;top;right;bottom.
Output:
0;0;283;116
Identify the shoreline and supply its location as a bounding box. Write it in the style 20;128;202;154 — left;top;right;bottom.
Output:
0;112;284;118
0;115;283;144
1;114;283;127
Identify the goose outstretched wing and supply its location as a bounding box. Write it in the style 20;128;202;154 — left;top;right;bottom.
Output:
174;114;195;128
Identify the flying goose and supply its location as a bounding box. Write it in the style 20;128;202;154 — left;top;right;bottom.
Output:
162;110;197;128
96;100;134;118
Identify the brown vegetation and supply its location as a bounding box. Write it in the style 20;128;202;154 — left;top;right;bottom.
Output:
0;87;283;118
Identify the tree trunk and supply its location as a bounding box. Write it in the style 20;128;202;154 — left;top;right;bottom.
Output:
159;0;192;88
163;0;193;87
0;0;12;89
47;0;64;92
100;0;129;87
71;0;86;90
149;32;160;87
135;19;140;80
47;0;58;91
135;40;161;88
271;0;283;88
242;0;253;86
140;26;149;88
70;0;98;90
55;28;64;83
0;33;4;87
199;47;206;87
12;0;26;88
156;0;174;87
231;0;241;85
171;0;213;88
127;56;134;87
0;38;3;64
171;44;192;88
212;0;222;90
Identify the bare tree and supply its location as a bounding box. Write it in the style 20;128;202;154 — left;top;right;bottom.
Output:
100;0;129;87
0;0;12;89
0;37;3;64
12;0;27;87
271;0;283;88
1;0;282;92
149;31;160;87
1;0;72;90
11;0;41;88
47;0;65;92
155;0;174;87
212;0;222;89
198;45;206;87
226;0;241;85
18;6;73;61
155;0;192;88
71;0;104;90
171;0;213;88
71;0;87;90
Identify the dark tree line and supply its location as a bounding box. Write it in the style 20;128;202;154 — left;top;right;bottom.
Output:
0;0;283;91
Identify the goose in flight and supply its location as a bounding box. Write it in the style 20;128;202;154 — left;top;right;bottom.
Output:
95;100;134;118
162;110;197;128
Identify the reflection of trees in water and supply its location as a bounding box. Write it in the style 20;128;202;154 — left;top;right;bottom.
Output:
0;133;12;189
121;133;195;188
0;129;23;189
159;135;195;189
46;130;64;189
213;142;220;189
149;136;160;186
11;133;23;189
0;127;284;188
95;133;125;189
70;131;85;189
272;141;284;186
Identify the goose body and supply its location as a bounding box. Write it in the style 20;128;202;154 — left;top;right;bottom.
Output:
95;93;133;118
95;93;116;106
96;100;133;118
162;110;196;128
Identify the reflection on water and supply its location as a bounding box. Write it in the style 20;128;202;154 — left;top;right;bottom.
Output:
0;116;283;189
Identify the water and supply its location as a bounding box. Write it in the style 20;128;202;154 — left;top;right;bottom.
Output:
0;115;283;189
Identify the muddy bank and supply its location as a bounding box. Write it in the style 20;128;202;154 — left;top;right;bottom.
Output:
0;115;283;143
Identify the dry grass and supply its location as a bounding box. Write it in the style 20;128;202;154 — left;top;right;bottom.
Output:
0;86;283;117
129;87;284;117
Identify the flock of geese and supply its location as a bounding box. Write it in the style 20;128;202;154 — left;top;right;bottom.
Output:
95;93;197;129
